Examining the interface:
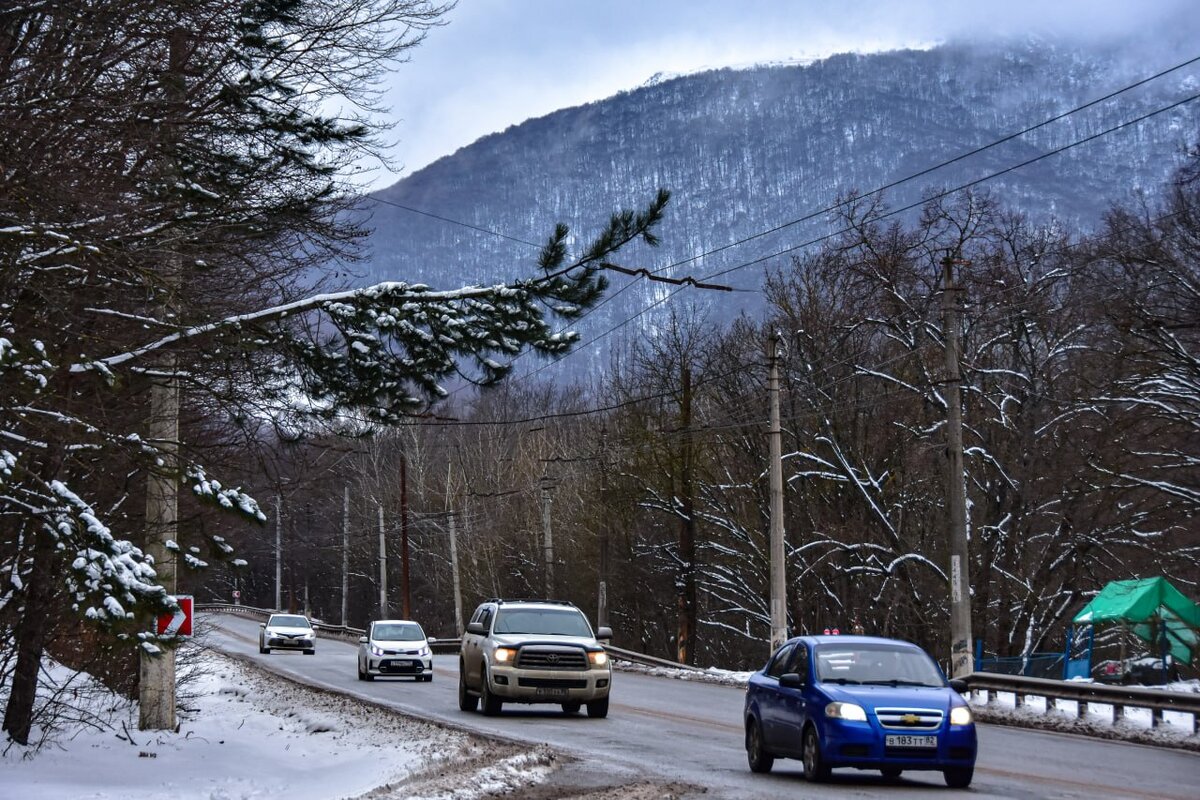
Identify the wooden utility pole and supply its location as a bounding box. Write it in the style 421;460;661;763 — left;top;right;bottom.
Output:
378;503;388;618
341;484;350;626
768;332;788;653
677;365;697;665
597;426;611;630
139;27;187;732
942;256;974;678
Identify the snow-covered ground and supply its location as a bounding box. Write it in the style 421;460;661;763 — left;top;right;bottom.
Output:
0;647;552;800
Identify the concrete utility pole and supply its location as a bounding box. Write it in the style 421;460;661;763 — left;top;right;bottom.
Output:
541;476;555;597
275;494;282;611
677;365;697;665
378;503;388;618
401;453;411;619
139;27;187;732
341;485;350;626
446;463;463;635
768;331;788;653
597;427;611;630
942;256;974;678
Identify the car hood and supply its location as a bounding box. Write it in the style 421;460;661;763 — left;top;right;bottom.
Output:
489;634;599;649
266;626;313;636
821;684;959;711
372;639;428;648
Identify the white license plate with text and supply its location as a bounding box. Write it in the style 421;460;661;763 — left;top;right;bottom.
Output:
886;734;937;748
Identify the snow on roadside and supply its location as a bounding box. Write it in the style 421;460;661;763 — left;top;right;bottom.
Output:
0;647;551;800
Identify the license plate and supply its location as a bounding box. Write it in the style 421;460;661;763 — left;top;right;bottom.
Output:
535;687;568;699
886;734;937;748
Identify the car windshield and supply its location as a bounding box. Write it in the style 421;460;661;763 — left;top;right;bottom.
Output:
814;643;945;687
269;615;310;628
373;623;424;641
493;608;593;637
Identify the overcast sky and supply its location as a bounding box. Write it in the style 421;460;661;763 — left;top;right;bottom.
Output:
369;0;1199;188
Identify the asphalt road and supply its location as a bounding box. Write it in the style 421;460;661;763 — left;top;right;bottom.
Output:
202;614;1199;799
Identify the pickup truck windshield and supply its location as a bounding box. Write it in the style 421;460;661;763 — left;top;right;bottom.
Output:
493;608;593;637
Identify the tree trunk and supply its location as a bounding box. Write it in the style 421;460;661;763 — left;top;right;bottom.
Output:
3;528;56;745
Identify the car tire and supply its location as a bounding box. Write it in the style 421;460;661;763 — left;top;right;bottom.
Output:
458;663;478;712
802;725;830;782
561;702;581;714
585;696;609;719
745;718;774;774
304;649;314;655
943;767;973;788
357;662;366;681
480;669;503;716
881;767;902;780
423;674;433;682
261;647;270;655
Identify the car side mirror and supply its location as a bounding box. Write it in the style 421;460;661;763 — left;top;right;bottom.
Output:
466;622;485;635
259;622;265;628
949;678;969;694
779;672;805;689
596;626;613;641
358;636;368;644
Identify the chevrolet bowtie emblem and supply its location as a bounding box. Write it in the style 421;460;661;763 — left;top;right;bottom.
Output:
902;714;920;724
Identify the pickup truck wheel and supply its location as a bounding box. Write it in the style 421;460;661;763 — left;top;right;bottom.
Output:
585;696;609;719
480;669;503;716
561;702;581;714
457;664;478;711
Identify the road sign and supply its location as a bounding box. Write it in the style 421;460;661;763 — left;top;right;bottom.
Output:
156;595;193;637
232;590;240;599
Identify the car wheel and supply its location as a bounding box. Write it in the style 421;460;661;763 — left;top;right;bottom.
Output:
458;663;478;712
802;725;830;782
561;702;581;714
881;767;902;780
423;674;433;682
357;662;366;681
261;647;270;655
304;649;314;655
943;767;973;788
745;718;774;774
480;669;503;716
585;696;609;719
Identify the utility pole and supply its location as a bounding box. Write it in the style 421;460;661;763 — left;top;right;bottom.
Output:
139;27;188;732
446;463;463;635
768;331;788;653
341;484;350;626
678;365;697;665
377;503;388;618
541;475;555;597
942;256;974;678
597;426;610;630
401;453;411;619
274;493;282;611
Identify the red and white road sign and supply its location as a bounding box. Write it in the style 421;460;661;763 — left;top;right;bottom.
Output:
232;590;241;599
156;595;193;637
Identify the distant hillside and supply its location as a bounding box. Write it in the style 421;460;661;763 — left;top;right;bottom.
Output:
360;40;1200;379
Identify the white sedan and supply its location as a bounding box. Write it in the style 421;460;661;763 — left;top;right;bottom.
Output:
258;614;316;655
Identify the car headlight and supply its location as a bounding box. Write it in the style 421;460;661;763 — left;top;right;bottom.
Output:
825;702;868;722
418;646;431;657
370;645;385;656
494;647;516;663
949;706;973;726
588;650;609;667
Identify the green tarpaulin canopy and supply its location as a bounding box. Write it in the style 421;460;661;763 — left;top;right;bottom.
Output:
1073;577;1200;666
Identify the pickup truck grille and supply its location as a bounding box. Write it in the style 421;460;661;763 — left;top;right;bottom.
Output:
515;647;588;670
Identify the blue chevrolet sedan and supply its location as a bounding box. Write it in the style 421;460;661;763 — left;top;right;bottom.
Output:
744;635;977;788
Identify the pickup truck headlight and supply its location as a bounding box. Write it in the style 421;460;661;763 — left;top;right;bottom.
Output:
494;647;516;663
588;650;609;667
949;706;973;725
825;702;868;722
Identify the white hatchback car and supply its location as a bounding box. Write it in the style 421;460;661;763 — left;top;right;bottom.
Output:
358;619;433;681
259;613;316;655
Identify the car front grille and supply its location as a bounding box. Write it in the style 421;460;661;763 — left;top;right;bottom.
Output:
517;677;588;689
874;707;944;730
514;647;588;670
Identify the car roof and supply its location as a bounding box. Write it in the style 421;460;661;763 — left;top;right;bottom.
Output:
371;619;422;625
795;635;923;648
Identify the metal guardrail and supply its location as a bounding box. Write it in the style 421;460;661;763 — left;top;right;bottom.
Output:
963;671;1200;735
